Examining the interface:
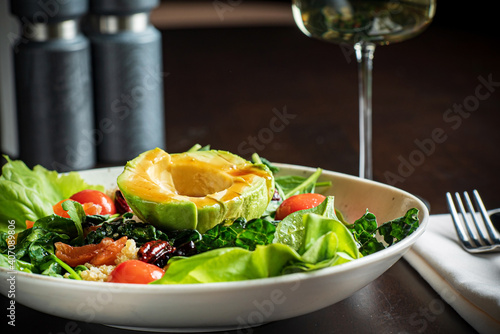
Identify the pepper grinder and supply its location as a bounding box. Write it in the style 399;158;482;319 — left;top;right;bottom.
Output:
86;0;165;164
10;0;95;171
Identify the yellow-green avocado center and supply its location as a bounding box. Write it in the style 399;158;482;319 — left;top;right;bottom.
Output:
117;148;275;233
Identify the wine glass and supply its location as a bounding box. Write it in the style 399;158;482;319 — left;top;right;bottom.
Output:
292;0;436;179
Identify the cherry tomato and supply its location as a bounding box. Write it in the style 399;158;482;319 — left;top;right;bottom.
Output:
70;189;116;215
53;199;103;218
275;193;326;220
107;260;165;284
25;220;35;229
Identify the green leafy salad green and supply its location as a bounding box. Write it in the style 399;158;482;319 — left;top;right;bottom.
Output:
0;151;420;284
0;156;104;233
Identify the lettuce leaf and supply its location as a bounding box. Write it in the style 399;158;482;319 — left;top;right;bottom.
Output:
152;210;362;284
152;244;302;284
272;196;339;251
0;156;104;233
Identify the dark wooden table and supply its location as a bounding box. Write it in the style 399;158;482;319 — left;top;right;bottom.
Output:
3;5;500;334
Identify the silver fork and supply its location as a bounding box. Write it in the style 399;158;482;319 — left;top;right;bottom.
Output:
446;190;500;253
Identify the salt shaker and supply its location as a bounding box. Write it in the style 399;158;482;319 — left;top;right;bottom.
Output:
10;0;95;171
86;0;165;164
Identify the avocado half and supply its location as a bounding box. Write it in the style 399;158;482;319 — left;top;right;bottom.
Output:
117;148;275;233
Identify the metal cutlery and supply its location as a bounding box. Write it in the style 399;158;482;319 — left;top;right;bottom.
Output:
446;190;500;253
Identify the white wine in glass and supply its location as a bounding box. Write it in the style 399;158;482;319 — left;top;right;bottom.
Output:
292;0;436;179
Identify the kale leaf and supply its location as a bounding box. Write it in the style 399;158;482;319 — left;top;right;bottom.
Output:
349;208;420;256
378;208;420;246
194;217;278;253
85;219;170;246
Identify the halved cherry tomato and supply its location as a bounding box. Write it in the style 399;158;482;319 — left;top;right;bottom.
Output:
53;199;103;218
275;193;326;220
107;260;165;284
70;189;116;215
25;220;35;229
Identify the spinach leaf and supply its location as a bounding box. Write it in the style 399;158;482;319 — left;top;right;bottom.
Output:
2;203;91;277
39;258;63;277
28;237;58;267
0;254;35;273
32;215;81;245
49;254;82;280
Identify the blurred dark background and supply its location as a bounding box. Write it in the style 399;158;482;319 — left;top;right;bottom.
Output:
160;0;497;35
1;0;498;214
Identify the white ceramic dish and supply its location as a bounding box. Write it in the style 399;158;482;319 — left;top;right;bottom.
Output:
0;164;429;332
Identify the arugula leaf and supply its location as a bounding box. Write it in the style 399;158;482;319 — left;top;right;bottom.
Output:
61;200;85;244
0;156;104;233
275;168;331;199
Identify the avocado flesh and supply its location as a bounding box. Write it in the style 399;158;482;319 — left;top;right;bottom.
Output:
117;148;274;233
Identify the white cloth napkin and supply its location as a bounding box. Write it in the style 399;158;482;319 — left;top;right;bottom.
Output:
404;213;500;334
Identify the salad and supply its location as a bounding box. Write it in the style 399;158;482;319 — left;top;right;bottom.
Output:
0;146;419;284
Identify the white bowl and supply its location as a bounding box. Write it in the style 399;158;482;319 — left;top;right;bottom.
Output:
0;164;429;332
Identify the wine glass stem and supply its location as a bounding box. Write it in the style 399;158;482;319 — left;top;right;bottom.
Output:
354;42;376;180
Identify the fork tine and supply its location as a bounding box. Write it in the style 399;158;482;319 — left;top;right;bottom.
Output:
463;191;491;246
446;192;474;249
472;189;500;243
454;192;481;247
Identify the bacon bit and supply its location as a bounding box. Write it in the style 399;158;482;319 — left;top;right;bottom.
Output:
55;237;128;267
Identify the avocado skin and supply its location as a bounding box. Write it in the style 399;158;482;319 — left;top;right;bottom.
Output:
117;148;274;233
